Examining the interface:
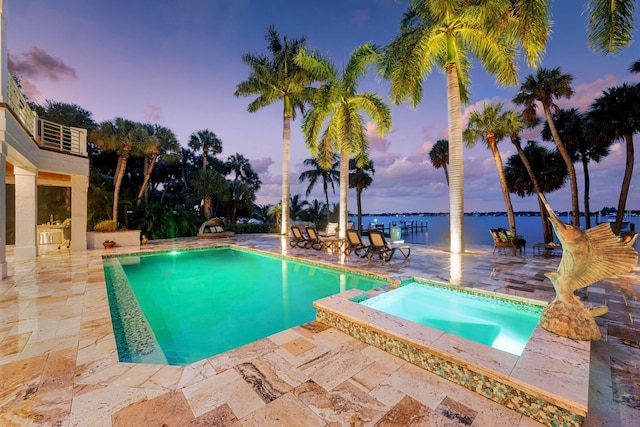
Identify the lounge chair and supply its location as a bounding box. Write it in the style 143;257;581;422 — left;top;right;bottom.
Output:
290;225;310;248
366;229;410;262
344;229;369;257
490;228;525;255
319;222;338;237
197;218;234;239
304;227;326;251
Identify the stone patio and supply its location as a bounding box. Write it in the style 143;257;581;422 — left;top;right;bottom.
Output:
1;234;638;426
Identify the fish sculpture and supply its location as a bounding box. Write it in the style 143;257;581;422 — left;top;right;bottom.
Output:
539;195;638;340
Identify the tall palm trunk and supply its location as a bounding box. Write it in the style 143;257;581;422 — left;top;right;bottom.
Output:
543;106;579;226
581;156;591;229
614;134;634;235
203;194;212;220
113;155;128;224
323;180;331;225
489;137;516;235
446;62;464;253
356;186;363;234
443;163;450;187
202;146;209;170
137;152;158;207
339;148;349;239
511;137;553;243
281;114;291;235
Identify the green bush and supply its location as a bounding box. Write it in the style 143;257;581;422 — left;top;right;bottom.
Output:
94;219;118;232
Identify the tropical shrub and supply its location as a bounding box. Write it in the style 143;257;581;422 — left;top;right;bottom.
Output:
94;219;118;232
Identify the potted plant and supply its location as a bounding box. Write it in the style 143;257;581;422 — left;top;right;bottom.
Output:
103;240;116;248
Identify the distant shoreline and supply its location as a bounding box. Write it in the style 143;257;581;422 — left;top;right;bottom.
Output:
351;211;640;217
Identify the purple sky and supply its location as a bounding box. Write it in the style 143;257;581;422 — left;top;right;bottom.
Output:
7;1;640;214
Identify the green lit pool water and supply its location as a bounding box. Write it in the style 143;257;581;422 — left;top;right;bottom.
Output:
360;281;543;356
104;247;387;365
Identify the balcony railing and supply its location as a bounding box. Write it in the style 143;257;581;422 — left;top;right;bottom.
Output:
7;77;86;155
7;76;36;138
38;119;85;154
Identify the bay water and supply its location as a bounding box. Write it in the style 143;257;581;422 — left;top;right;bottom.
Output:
349;214;640;251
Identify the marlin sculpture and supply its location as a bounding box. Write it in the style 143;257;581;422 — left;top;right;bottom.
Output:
539;194;638;340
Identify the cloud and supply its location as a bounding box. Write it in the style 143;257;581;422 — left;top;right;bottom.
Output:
557;74;627;111
8;46;77;81
249;157;274;175
367;121;391;152
144;104;163;122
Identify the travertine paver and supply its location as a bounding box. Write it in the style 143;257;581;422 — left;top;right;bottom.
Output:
0;234;638;426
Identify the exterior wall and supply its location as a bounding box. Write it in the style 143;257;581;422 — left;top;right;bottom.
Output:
0;0;90;278
86;231;141;249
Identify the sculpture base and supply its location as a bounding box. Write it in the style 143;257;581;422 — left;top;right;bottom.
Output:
540;299;602;341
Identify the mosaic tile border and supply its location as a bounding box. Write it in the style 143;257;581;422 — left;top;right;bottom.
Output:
316;307;583;427
103;258;167;364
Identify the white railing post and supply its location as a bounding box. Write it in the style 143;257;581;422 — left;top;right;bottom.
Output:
72;127;87;156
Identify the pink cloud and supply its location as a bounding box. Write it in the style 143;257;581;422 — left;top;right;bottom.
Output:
366;121;391;152
8;46;77;81
144;104;163;122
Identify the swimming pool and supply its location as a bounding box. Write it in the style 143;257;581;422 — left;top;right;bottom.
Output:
103;247;388;365
359;281;543;355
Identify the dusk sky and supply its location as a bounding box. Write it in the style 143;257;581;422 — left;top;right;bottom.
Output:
7;1;640;214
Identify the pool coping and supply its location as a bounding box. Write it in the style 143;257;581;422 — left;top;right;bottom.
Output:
313;283;590;427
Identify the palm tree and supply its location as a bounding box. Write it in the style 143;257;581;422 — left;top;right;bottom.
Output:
227;153;262;192
428;139;449;186
227;153;251;182
382;1;550;253
235;26;314;236
504;141;568;243
513;67;580;227
296;43;392;238
188;169;228;219
588;83;640;234
301;199;326;225
289;194;309;221
227;180;255;224
464;102;518;235
136;124;179;207
298;154;339;225
252;204;272;224
349;156;375;234
542;109;612;228
188;129;222;170
631;59;640;73
586;0;637;54
267;203;282;229
90;118;146;224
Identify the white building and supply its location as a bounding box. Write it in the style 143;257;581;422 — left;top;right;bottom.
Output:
1;0;89;278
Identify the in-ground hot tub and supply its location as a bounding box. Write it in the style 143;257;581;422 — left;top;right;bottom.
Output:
313;278;590;427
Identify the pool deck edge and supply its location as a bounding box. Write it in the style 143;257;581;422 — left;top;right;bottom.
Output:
314;289;590;427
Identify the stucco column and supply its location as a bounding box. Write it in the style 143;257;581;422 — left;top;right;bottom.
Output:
0;142;6;278
70;174;88;250
13;166;38;258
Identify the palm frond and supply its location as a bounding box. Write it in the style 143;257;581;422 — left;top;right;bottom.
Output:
587;0;636;54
